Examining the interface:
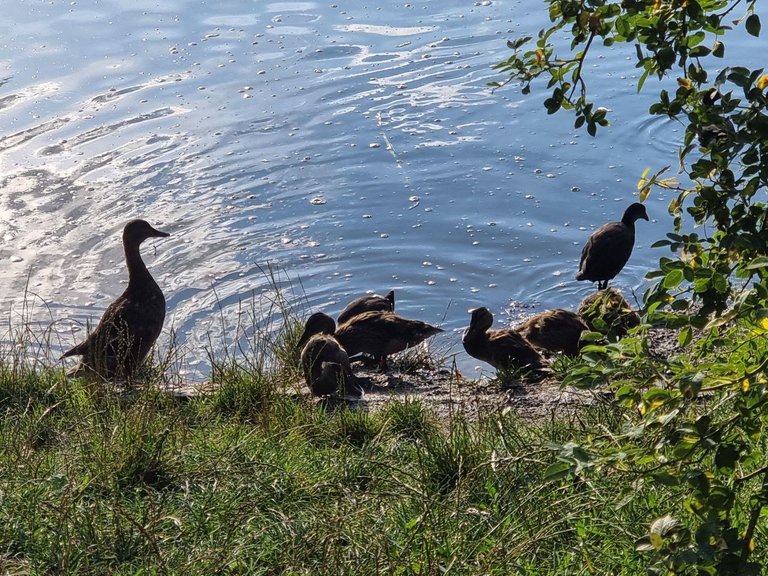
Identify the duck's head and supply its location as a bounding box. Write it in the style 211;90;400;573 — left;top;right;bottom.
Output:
384;289;395;309
124;219;170;245
622;203;649;225
296;312;337;350
468;307;494;332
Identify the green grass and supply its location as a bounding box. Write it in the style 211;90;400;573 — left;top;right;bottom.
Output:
0;358;663;576
1;308;767;575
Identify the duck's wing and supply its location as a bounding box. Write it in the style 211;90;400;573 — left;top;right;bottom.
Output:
337;294;394;325
338;311;442;359
486;329;545;370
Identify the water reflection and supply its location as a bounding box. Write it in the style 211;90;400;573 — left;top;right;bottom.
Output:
2;0;754;378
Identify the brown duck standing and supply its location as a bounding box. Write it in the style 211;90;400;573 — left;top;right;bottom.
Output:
295;312;360;396
62;219;170;380
337;289;395;325
514;309;589;357
576;202;649;290
462;307;547;375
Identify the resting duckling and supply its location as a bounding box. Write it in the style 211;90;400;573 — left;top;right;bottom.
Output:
337;289;395;325
514;309;589;357
62;219;170;380
577;288;640;338
576;202;649;290
295;312;360;396
462;307;547;375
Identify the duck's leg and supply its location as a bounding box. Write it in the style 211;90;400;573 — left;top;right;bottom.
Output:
378;355;388;372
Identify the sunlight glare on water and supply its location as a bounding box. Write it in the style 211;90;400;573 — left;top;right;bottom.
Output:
0;0;761;378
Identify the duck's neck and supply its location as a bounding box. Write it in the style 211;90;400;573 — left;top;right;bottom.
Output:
125;240;154;287
621;214;637;228
463;324;486;345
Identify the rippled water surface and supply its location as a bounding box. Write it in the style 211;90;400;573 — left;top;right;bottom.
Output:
0;1;762;378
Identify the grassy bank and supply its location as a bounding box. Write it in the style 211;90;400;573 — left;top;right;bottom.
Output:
1;318;767;575
0;362;650;575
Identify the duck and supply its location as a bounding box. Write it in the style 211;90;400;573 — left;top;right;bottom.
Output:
695;89;734;148
61;219;170;380
576;202;649;290
295;313;360;396
514;308;589;356
577;288;640;338
337;289;395;325
462;307;547;375
300;311;442;371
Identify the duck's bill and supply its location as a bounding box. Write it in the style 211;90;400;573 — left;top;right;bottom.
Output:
149;226;170;238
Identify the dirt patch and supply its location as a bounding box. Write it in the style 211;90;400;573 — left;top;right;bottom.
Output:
314;360;604;421
321;325;683;420
168;326;682;420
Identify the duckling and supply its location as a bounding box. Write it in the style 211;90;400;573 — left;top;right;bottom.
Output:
696;88;734;147
337;289;395;325
514;309;589;357
462;307;547;375
295;312;360;396
305;310;442;372
577;288;640;338
62;219;170;380
576;202;649;290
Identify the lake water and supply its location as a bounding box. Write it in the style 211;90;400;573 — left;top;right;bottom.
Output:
0;0;762;379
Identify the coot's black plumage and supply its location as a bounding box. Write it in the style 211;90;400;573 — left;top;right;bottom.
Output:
576;203;649;290
62;219;170;380
462;307;547;374
337;289;395;325
295;313;360;397
514;309;589;357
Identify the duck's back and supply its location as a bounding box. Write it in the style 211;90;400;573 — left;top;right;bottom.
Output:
515;309;587;356
464;327;544;371
336;311;440;358
337;291;394;325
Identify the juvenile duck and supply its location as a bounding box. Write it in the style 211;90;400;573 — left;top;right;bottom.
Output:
301;311;442;371
337;289;395;325
577;288;640;338
576;202;649;290
62;219;170;380
696;89;734;147
514;309;589;357
463;307;547;374
295;312;360;396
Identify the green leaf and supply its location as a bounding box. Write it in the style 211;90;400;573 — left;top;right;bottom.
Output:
715;444;741;471
744;256;768;270
507;36;532;50
678;326;692;347
712;40;725;57
652;472;679;486
651;516;683;544
635;536;656;552
543;461;573;481
663;268;685;289
745;14;761;37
